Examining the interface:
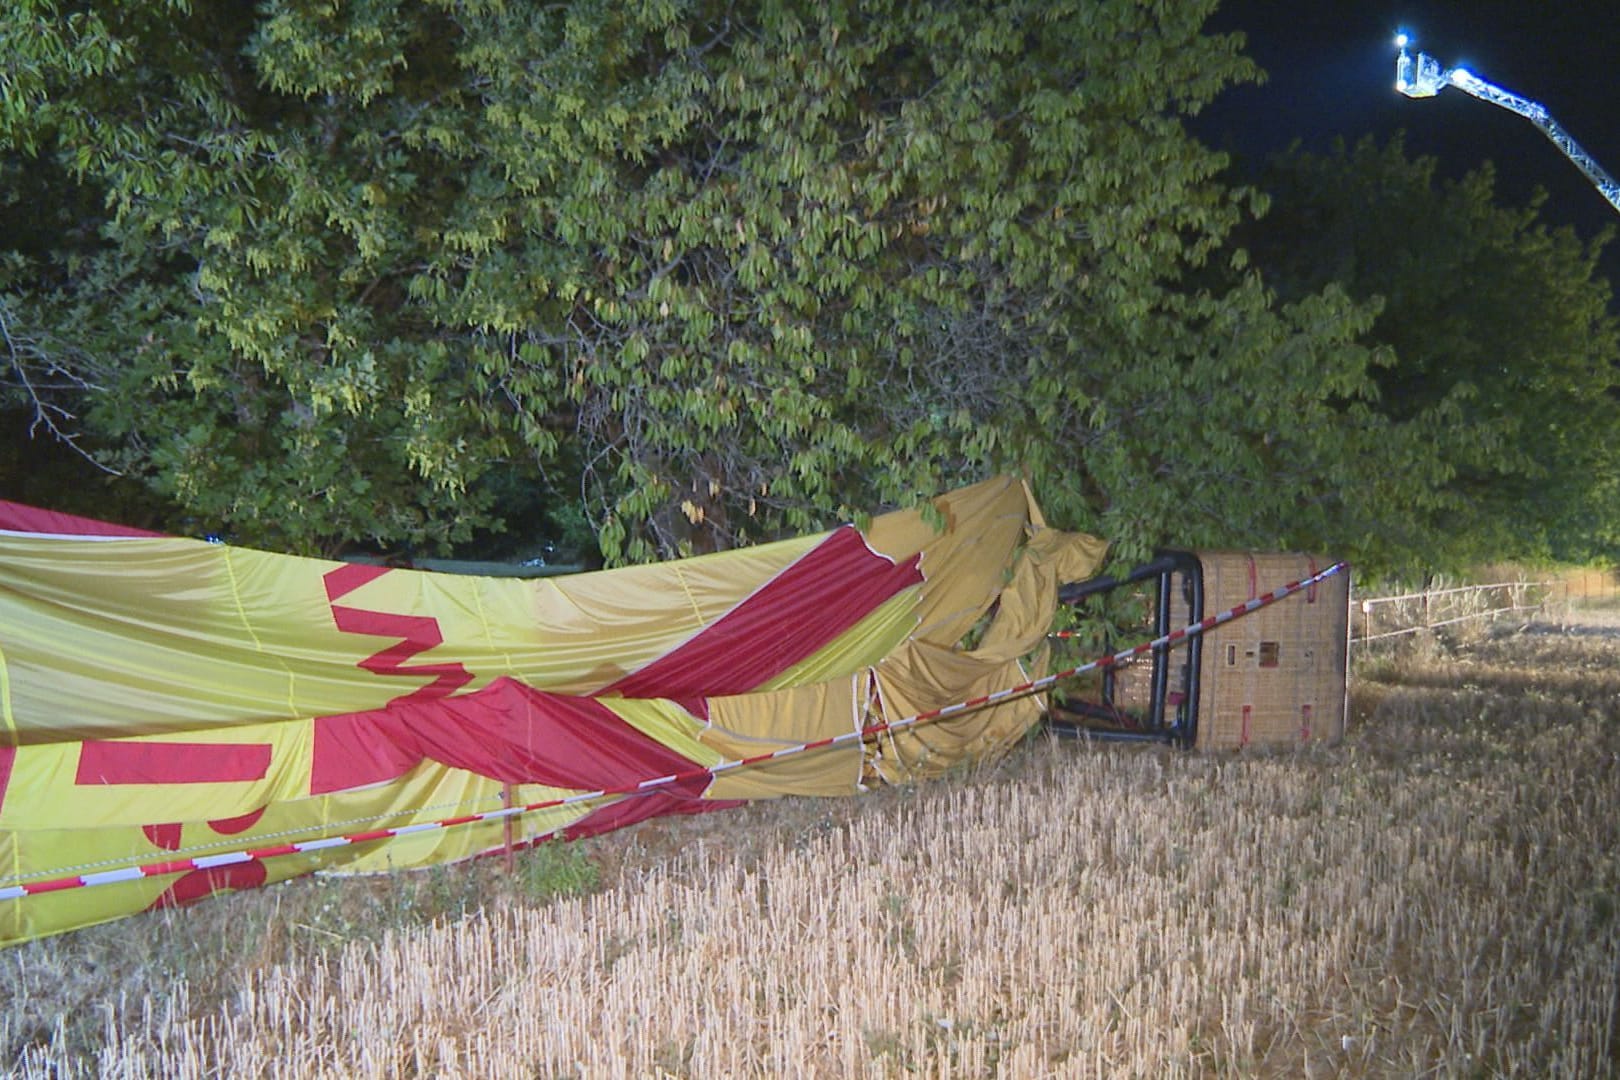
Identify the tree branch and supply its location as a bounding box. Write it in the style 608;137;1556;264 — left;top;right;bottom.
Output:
0;299;123;475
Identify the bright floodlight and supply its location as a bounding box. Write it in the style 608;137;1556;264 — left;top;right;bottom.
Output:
1394;35;1450;97
1392;33;1620;216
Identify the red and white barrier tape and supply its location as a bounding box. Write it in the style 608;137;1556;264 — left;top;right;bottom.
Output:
1;561;1347;902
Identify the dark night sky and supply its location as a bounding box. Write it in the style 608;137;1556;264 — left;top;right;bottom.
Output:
1194;0;1620;276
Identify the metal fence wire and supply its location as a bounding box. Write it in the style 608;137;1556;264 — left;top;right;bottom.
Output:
1350;570;1619;646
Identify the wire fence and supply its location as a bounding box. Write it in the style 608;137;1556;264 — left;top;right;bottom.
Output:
1350;569;1619;646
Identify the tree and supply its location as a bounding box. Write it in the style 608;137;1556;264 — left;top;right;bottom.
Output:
1244;135;1620;564
3;0;1442;568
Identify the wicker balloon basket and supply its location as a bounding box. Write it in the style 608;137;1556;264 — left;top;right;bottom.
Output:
1052;551;1350;750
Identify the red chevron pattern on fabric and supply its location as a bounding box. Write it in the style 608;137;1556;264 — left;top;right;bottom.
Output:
311;678;712;795
600;526;924;700
76;741;273;785
141;822;185;851
0;501;164;537
558;790;744;840
323;564;476;701
147;860;267;911
142;807;270;854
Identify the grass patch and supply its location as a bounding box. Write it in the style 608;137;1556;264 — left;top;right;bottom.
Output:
514;836;601;902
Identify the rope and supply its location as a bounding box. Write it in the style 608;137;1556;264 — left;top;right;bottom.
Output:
0;794;507;883
0;561;1347;902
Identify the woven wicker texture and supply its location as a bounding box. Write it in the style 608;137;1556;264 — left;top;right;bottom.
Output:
1192;553;1349;750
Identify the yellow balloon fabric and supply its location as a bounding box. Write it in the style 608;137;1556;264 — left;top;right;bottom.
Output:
0;476;1104;943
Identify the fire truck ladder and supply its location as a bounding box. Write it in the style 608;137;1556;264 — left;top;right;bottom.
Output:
1394;32;1620;216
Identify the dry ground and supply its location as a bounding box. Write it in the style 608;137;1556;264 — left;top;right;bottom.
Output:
4;605;1619;1077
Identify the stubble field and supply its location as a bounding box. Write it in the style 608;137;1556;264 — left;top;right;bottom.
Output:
5;608;1620;1077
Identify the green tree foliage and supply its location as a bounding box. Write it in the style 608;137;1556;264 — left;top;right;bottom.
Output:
1246;136;1620;563
2;0;1439;567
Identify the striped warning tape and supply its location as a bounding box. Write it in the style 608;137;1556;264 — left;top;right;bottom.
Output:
0;561;1347;902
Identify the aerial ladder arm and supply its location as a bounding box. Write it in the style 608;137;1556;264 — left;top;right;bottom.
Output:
1395;33;1620;216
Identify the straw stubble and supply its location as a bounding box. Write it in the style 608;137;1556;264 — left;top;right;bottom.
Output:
5;628;1619;1076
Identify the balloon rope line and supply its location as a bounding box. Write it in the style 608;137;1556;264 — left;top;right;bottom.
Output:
0;794;509;883
1;562;1347;902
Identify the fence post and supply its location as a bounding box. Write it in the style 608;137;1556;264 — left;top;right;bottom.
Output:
501;783;517;874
